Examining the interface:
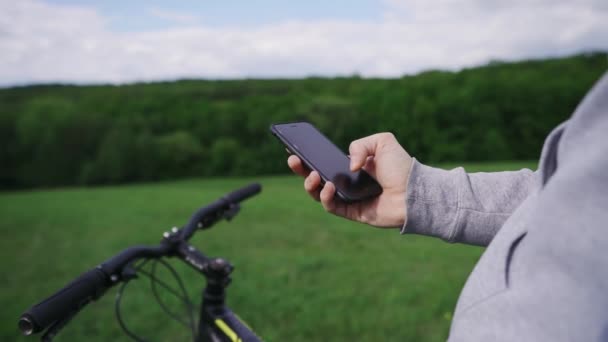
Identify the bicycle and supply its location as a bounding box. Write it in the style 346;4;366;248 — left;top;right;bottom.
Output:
18;183;264;342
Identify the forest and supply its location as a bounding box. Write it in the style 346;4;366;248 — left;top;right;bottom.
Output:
1;51;606;189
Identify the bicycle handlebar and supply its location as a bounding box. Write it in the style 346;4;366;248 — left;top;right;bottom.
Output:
181;183;261;240
19;243;173;336
222;183;262;204
18;183;262;337
19;268;108;335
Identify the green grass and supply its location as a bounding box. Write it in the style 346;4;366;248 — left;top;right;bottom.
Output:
1;161;535;341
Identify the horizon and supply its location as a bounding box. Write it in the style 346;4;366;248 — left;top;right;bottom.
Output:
3;50;605;89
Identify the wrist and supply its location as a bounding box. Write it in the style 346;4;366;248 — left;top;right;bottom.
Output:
399;157;416;232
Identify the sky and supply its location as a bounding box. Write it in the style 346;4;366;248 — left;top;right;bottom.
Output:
1;0;607;86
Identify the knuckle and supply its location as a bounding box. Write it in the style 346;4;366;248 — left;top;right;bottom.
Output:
377;132;396;148
380;132;395;141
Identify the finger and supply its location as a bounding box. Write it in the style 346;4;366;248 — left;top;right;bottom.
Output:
288;155;309;177
348;134;380;171
362;156;377;177
309;189;321;201
320;182;337;213
349;136;377;171
349;133;395;171
304;171;322;201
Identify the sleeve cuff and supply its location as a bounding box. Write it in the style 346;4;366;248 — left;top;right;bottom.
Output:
399;159;461;242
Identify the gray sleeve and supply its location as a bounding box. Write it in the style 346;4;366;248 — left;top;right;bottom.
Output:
401;159;537;246
448;72;608;342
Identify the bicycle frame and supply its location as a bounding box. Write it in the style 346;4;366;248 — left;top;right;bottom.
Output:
175;239;261;342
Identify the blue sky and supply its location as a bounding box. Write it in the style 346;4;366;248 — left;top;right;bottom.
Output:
46;0;385;30
1;0;607;85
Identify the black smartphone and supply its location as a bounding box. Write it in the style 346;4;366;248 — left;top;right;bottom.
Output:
270;121;382;202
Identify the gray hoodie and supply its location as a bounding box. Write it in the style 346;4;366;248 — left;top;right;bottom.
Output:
402;72;608;341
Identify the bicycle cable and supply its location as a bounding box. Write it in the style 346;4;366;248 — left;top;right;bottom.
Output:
150;259;197;338
114;258;198;342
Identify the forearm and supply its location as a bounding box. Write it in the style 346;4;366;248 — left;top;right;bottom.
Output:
402;159;537;246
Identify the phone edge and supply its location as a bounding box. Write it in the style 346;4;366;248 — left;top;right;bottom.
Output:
269;123;354;202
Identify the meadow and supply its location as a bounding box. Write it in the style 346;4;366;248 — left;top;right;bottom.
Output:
1;161;535;341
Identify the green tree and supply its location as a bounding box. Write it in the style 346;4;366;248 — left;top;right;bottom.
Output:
155;131;204;179
208;138;241;175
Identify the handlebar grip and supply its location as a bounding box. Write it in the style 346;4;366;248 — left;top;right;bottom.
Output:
19;267;109;335
222;183;262;204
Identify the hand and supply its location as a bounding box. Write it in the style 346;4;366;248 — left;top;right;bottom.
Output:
288;132;413;228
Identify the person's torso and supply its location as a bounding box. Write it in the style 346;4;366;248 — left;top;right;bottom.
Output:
451;122;564;319
448;72;608;341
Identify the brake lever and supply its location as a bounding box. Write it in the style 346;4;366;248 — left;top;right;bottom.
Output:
120;262;139;282
196;203;240;230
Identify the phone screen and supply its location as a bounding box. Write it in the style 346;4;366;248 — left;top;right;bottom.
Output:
271;122;382;202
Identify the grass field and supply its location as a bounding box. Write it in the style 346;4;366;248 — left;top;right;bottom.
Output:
1;161;536;341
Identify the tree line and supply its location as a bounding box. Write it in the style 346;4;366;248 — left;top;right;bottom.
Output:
1;52;606;189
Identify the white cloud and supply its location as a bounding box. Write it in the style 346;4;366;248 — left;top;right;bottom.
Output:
0;0;606;86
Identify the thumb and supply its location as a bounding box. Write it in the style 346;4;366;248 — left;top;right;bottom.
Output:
349;135;382;171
